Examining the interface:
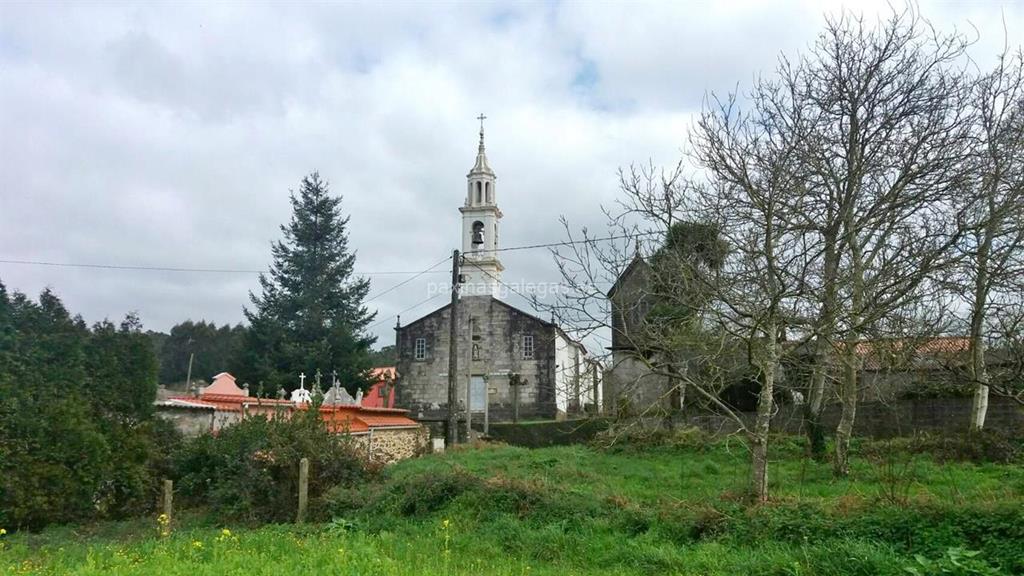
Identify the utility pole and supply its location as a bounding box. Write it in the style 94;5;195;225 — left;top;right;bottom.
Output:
510;373;520;423
466;321;474;441
183;336;195;392
483;376;490;436
185;352;194;391
446;250;461;446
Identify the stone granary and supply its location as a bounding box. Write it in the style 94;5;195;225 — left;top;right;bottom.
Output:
394;123;600;433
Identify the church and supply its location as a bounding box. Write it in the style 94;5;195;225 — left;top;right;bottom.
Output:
394;123;600;432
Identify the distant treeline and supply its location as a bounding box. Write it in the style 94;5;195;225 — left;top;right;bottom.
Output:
148;325;396;389
148;320;246;387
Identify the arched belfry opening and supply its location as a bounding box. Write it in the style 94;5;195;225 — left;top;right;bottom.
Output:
472;221;485;246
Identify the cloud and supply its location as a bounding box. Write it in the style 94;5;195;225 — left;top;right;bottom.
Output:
0;0;1021;355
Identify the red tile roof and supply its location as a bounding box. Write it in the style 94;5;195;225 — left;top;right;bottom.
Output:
370;366;396;380
202;373;247;396
163;381;421;434
357;413;419;428
321;412;371;433
852;337;970;370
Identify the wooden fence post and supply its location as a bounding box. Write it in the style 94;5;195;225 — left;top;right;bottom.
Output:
162;479;173;524
296;457;309;523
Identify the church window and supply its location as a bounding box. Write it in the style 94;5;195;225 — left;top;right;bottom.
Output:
522;335;535;359
476;181;482;204
414;338;427;360
485;182;491;203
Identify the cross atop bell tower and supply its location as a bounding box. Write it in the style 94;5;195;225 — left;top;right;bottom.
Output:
460;115;503;297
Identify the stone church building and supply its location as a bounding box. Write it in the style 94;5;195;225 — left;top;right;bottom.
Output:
394;125;598;430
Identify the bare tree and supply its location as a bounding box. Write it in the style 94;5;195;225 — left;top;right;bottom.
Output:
953;48;1024;430
987;297;1024;405
547;5;996;499
689;73;811;501
545;159;794;503
546;163;729;428
789;9;974;475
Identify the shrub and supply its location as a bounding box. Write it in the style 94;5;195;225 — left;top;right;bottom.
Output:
486;418;611;447
391;468;482;517
593;425;711;453
93;418;183;520
862;431;1022;465
705;503;1024;573
172;407;370;523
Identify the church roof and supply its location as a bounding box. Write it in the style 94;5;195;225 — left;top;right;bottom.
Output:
607;253;650;298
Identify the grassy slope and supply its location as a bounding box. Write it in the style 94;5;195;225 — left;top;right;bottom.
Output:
3;438;1022;575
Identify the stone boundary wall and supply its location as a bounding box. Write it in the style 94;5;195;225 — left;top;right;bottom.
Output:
679;396;1024;438
485;418;611;448
351;427;429;464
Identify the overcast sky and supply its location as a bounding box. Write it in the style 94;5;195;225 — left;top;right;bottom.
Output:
1;0;1021;349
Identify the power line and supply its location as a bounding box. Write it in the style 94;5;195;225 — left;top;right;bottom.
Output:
0;258;449;276
0;259;266;274
366;292;447;331
491;231;660;253
0;231;658;277
461;258;541;313
364;255;453;303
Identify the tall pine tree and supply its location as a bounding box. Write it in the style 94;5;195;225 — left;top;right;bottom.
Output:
239;172;376;395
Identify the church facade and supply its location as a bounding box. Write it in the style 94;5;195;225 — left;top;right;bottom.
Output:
394;125;597;429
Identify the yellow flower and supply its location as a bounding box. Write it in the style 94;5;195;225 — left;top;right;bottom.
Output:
0;528;6;536
192;540;203;549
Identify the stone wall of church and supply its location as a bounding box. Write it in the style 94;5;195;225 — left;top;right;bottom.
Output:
604;354;672;417
395;296;559;425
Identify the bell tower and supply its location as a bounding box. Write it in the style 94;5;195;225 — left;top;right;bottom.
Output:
460;114;503;297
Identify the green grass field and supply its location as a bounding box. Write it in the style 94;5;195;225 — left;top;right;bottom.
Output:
3;436;1023;575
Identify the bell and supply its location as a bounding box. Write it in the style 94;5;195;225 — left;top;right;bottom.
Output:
472;229;484;244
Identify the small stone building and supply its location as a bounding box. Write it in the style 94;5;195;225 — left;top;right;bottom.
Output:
603;254;675;416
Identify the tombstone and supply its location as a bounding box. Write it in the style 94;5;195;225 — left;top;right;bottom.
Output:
290;372;313;404
322;384;355;406
290;387;313;404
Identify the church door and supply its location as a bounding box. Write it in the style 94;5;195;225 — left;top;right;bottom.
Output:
470;376;486;412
